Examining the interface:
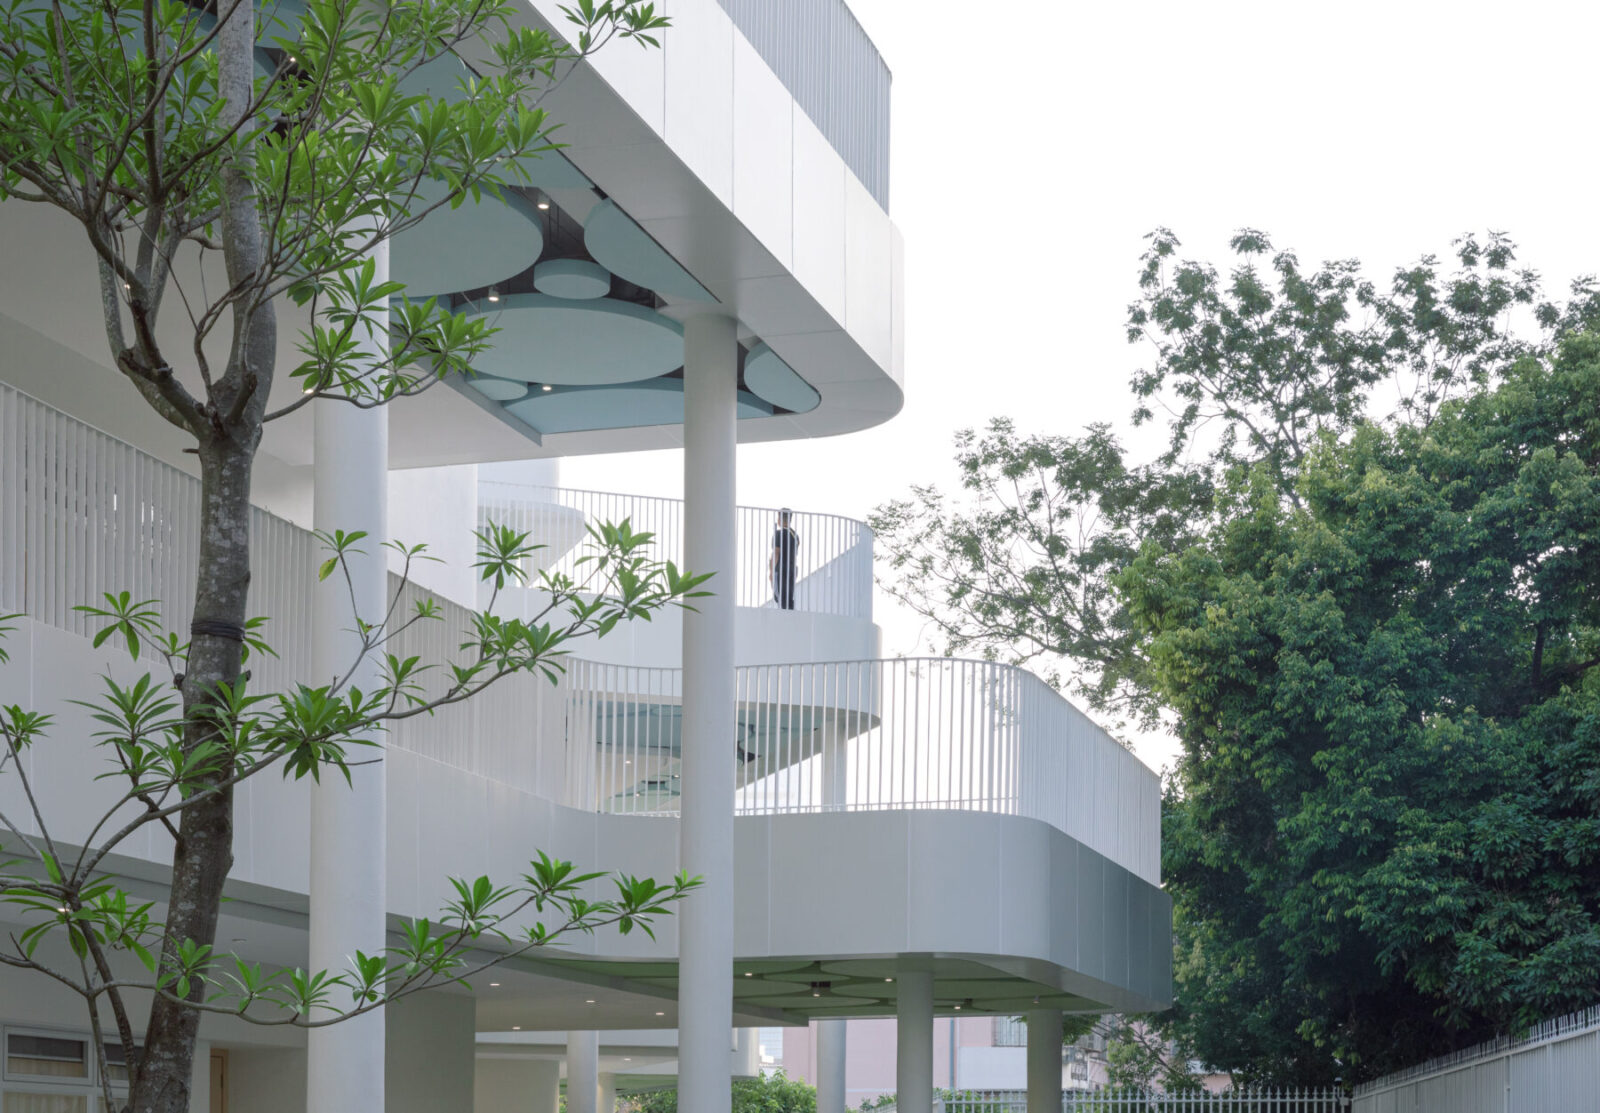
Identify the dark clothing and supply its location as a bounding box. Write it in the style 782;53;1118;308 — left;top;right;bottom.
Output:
772;526;799;610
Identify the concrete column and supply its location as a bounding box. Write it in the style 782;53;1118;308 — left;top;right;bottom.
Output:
566;1031;599;1113
529;1060;561;1113
896;970;934;1113
308;238;389;1113
679;313;738;1113
597;1071;617;1113
1027;1010;1063;1112
816;1019;847;1113
820;722;847;810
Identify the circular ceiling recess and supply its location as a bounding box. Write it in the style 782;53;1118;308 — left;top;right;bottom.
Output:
584;199;715;303
463;374;530;403
389;177;544;297
534;259;612;299
466;294;684;386
505;380;773;434
743;343;821;414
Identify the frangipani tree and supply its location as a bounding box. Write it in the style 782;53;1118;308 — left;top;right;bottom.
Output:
0;0;687;1109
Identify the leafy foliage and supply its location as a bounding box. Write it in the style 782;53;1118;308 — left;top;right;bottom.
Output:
0;524;706;1065
626;1070;818;1113
1130;335;1600;1082
871;420;1210;730
0;0;675;1107
876;230;1600;1083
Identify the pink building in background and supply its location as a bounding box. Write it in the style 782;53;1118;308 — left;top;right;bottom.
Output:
778;1018;1087;1105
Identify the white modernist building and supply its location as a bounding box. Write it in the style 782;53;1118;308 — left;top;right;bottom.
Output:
0;2;1171;1112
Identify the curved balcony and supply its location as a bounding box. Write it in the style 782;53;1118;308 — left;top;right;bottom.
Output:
556;657;1159;887
478;481;874;621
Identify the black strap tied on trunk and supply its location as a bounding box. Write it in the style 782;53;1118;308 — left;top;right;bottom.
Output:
190;618;247;642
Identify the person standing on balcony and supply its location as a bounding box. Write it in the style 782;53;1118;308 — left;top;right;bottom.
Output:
770;508;799;610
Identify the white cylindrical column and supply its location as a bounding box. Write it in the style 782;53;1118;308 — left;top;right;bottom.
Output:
529;1059;561;1113
567;1031;600;1113
308;241;390;1113
817;1019;847;1113
896;971;934;1113
1027;1010;1063;1112
679;313;739;1113
597;1071;617;1113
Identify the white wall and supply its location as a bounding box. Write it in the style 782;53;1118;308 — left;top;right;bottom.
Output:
476;1058;561;1113
388;990;477;1113
388;464;481;606
229;1048;307;1113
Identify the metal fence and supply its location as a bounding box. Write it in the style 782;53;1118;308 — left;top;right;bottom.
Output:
559;656;1160;885
864;1093;1337;1106
477;480;875;621
1353;1000;1600;1113
869;1090;1348;1113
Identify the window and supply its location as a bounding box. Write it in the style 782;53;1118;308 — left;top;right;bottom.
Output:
2;1094;90;1113
1;1028;112;1113
100;1044;139;1085
4;1035;87;1082
991;1016;1027;1047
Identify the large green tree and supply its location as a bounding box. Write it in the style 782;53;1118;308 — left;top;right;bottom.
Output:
0;0;694;1111
875;230;1600;1082
1127;334;1600;1082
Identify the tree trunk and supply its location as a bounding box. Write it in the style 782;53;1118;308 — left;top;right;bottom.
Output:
128;435;257;1113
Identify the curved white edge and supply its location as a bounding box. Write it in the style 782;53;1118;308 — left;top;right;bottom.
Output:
485;587;880;669
437;2;904;460
15;616;1165;1026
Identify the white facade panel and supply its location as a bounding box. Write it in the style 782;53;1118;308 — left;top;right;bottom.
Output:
842;171;893;371
388;463;479;607
585;12;666;137
731;33;795;269
789;106;848;325
662;0;734;206
891;223;907;384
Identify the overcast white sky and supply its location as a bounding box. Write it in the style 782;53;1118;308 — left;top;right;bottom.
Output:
564;0;1600;773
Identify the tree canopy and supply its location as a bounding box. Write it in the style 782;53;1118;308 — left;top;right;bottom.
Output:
0;0;683;1109
875;230;1600;1083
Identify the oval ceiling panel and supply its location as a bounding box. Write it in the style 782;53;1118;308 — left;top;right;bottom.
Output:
743;343;820;414
389;177;544;297
584;199;715;303
466;294;683;386
535;259;613;299
505;380;773;434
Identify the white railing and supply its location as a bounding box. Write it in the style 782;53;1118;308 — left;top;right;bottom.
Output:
1352;999;1600;1112
477;480;874;621
873;1089;1348;1113
0;381;314;696
560;656;1160;885
0;382;566;793
3;383;1156;884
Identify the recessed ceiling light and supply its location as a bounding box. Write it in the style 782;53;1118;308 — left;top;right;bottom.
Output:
490;983;500;987
512;1026;521;1031
541;384;553;392
586;999;595;1004
953;1005;961;1011
623;1057;632;1062
655;1012;665;1017
884;978;893;983
743;972;753;978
